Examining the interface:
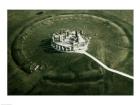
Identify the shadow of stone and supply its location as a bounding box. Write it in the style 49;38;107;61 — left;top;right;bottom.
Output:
36;11;44;15
39;38;62;53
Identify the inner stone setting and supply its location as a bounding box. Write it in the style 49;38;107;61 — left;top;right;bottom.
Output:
51;30;91;52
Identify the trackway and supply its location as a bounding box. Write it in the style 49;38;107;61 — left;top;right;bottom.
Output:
76;51;133;80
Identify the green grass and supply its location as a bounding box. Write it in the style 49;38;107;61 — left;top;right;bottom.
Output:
8;10;133;95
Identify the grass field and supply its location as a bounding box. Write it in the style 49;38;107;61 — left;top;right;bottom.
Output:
8;10;133;95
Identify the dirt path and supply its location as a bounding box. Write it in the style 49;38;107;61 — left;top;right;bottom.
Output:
76;51;133;80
